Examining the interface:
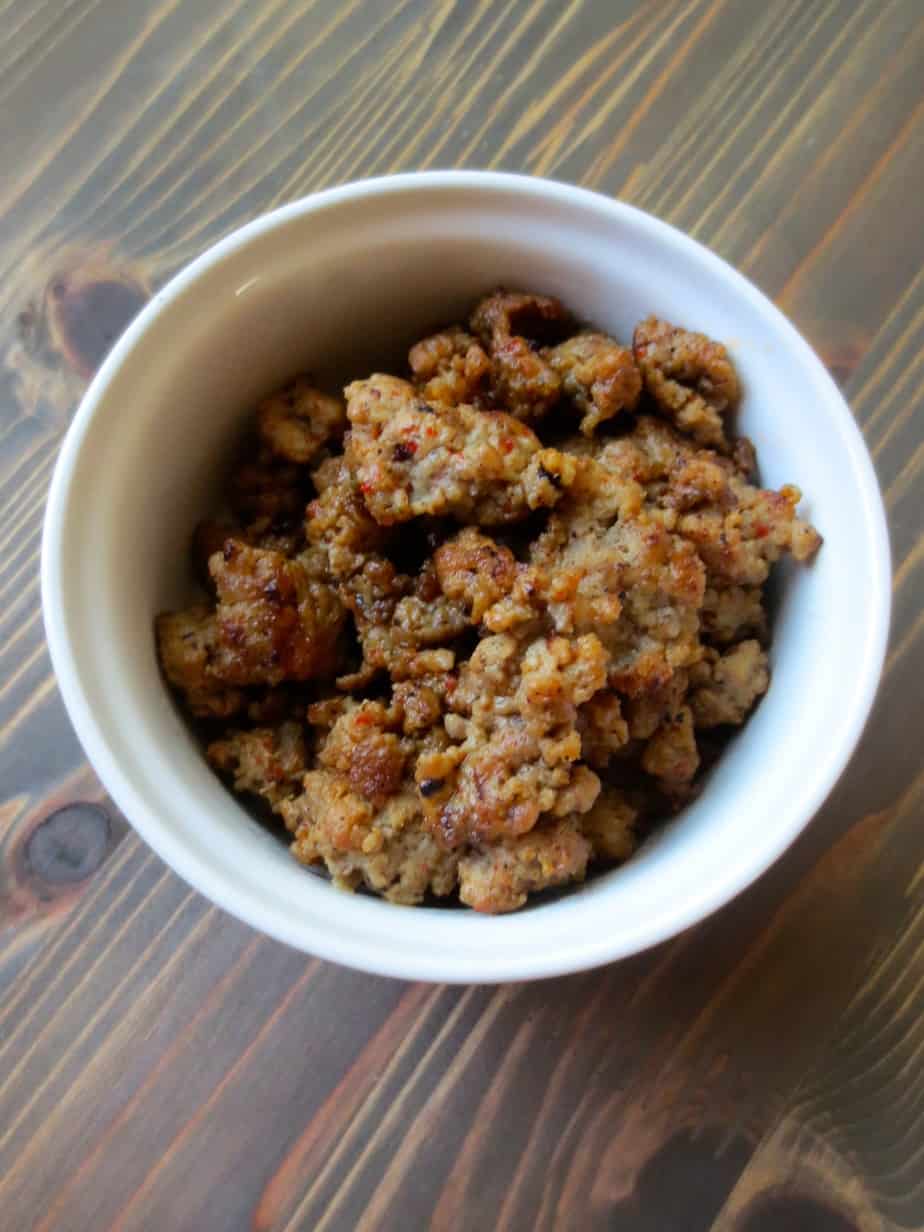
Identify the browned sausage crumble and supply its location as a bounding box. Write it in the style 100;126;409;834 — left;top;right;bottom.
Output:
156;291;821;913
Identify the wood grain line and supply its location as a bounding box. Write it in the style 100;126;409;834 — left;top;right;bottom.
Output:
29;932;266;1232
278;985;477;1229
0;0;106;107
0;831;145;1029
126;0;418;260
366;996;542;1232
653;0;855;229
106;957;323;1232
0;0;187;219
265;17;425;209
628;0;815;216
0;887;205;1164
420;0;559;169
0;855;171;1060
853;270;924;424
63;0;298;237
580;0;725;186
312;988;515;1232
0;0;61;68
777;96;924;306
370;0;515;177
686;0;883;242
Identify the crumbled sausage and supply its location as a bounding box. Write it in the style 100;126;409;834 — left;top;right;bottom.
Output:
546;332;642;435
409;328;494;408
633;316;739;448
458;818;591;913
257;377;346;464
580;786;639;862
207;721;307;807
688;640;770;727
210;540;346;685
345;374;570;526
470;290;567;421
156;606;244;718
157;294;820;912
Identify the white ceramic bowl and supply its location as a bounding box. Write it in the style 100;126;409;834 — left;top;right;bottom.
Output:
42;172;890;983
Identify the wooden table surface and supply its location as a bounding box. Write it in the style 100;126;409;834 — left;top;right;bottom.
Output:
2;1;922;1228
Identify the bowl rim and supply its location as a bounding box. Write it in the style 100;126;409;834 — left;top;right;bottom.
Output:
41;170;892;982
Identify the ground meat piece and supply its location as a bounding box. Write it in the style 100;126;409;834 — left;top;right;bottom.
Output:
408;328;493;408
246;685;306;723
596;416;821;587
229;451;307;522
193;520;237;587
623;671;689;741
415;723;591;848
391;678;446;734
256;377;345;464
391;591;471;649
307;693;352;731
470;290;567;421
315;700;407;805
194;514;305;588
633;316;739;449
678;482;821;586
207;722;307;808
210;540;346;685
530;458;706;695
156;605;245;718
306;456;389;579
458;817;591;913
282;771;459;905
338;556;408;631
733;435;758;478
596;415;733;509
641;705;700;789
688;639;769;727
345;375;570;525
579;692;629;767
245;513;305;558
488;337;561;422
580;786;639;862
338;554;470;686
546;332;642;435
521;448;579;509
434;528;519;623
700;585;766;644
417;633;607;847
470;289;570;349
456;632;609;729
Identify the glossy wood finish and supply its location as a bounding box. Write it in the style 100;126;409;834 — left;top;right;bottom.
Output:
1;2;922;1227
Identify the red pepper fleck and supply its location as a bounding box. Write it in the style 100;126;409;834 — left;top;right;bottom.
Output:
445;674;458;693
755;524;769;539
500;437;515;454
360;480;374;495
425;425;437;438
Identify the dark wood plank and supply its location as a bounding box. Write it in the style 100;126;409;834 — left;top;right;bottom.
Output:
0;1;922;1228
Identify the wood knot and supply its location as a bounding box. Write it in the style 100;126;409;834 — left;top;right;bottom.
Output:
47;274;148;380
739;1192;860;1232
25;804;111;887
